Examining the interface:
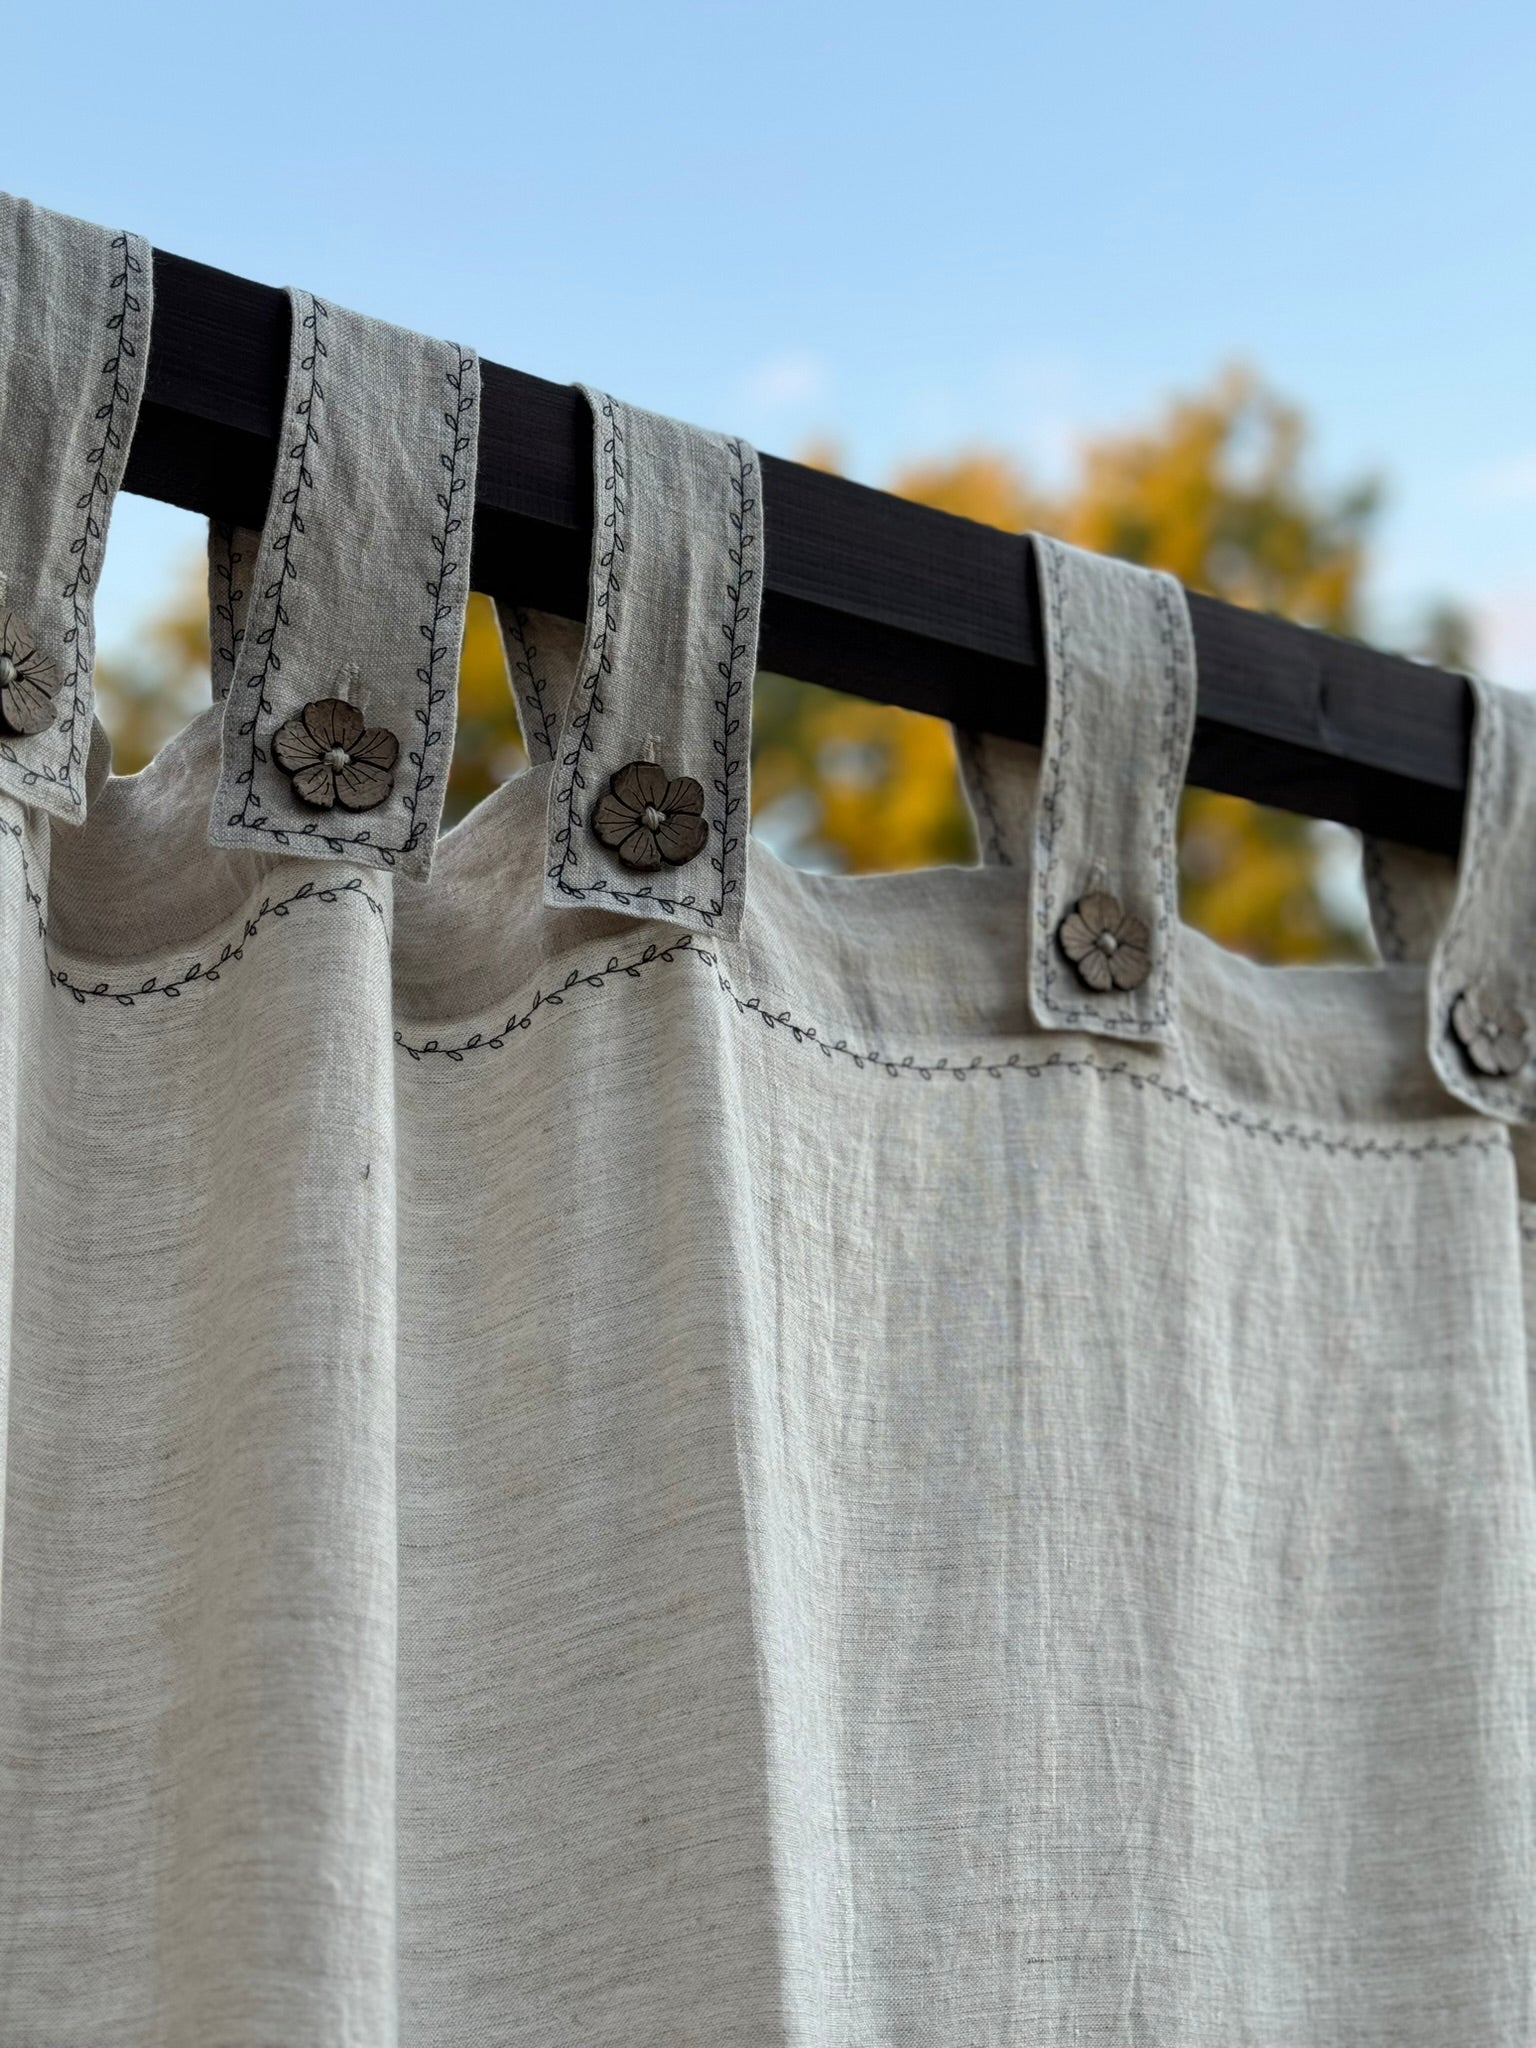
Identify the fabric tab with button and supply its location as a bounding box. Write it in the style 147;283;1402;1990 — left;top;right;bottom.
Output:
0;194;152;818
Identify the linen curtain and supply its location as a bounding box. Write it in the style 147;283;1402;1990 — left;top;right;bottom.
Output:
1;192;1534;2046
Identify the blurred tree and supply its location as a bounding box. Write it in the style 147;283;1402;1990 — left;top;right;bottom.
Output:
94;363;1454;965
93;552;214;773
439;591;530;820
757;363;1402;964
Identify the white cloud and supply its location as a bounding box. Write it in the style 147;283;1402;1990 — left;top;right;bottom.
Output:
980;351;1090;483
1461;451;1536;506
741;350;831;409
881;352;1098;491
1469;586;1536;690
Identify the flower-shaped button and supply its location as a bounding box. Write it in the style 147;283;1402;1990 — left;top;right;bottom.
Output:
1450;987;1529;1077
1057;890;1152;993
592;759;708;871
272;697;400;811
0;612;59;737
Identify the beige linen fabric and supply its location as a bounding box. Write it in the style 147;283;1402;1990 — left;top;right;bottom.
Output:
0;193;151;818
1;242;1535;2039
205;289;478;882
538;387;760;939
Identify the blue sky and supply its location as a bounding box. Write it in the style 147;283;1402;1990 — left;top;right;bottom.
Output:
9;0;1536;685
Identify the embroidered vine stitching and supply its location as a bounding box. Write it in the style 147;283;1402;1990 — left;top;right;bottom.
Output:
501;603;556;761
228;292;328;835
209;522;250;702
0;814;1506;1160
398;351;476;852
1032;542;1191;1035
224;305;474;865
0;232;147;806
709;436;756;919
1360;833;1408;963
388;930;1505;1155
546;404;758;929
0;816;384;1004
956;730;1013;866
690;949;1497;1156
394;934;694;1060
549;394;626;899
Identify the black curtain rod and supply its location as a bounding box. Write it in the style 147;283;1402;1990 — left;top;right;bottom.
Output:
121;249;1471;858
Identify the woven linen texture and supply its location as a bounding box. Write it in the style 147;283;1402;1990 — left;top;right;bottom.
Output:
1;394;1534;2041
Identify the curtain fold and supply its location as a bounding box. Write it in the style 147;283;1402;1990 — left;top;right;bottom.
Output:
1;196;1534;2046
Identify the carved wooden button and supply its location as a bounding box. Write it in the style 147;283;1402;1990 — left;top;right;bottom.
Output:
273;697;400;811
1057;890;1152;992
1450;987;1529;1077
592;759;708;871
0;612;59;737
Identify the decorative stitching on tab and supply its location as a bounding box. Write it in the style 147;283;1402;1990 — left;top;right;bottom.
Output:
502;604;556;761
0;233;146;805
956;730;1013;866
209;522;250;702
224;306;474;863
709;437;756;918
548;395;626;897
224;293;327;832
394;350;475;845
1436;679;1497;1003
0;814;1508;1161
1033;545;1191;1034
1361;834;1408;962
548;404;758;927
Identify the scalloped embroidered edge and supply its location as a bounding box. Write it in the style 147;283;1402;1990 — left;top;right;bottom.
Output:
2;817;1505;1161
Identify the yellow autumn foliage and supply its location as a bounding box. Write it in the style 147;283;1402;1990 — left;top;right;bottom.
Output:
761;364;1433;964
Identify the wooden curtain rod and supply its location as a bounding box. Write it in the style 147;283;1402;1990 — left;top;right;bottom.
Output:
121;248;1472;858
